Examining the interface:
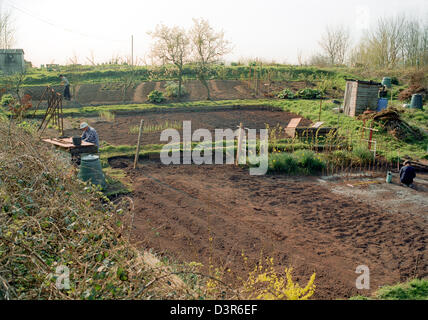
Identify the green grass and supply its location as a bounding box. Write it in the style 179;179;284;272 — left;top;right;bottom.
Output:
268;150;326;175
402;107;428;132
129;120;183;134
351;279;428;300
98;110;116;122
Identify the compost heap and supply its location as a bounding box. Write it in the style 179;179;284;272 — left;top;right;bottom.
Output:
370;107;423;140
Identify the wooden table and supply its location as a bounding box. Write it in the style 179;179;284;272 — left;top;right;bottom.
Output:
43;137;98;164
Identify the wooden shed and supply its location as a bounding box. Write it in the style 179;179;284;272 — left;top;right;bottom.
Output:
343;80;382;117
0;49;25;74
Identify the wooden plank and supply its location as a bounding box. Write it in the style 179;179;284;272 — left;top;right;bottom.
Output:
312;122;324;129
287;118;302;129
285;118;302;138
43;138;95;149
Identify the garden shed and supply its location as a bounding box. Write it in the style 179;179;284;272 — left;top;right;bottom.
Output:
0;49;25;74
343;79;382;117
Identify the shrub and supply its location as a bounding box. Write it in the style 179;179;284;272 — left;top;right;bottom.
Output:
296;88;323;99
147;90;165;104
277;88;295;99
268;151;325;175
165;81;187;98
391;77;399;85
1;94;15;107
243;256;316;300
351;279;428;300
376;279;428;300
293;150;325;174
269;153;298;174
352;145;373;165
327;150;354;167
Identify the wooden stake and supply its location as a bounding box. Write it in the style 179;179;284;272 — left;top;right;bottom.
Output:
134;119;144;169
318;97;323;122
235;123;244;166
397;152;400;172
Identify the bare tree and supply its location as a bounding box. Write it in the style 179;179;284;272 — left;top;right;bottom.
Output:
86;50;96;66
149;24;190;98
368;16;406;68
67;52;79;66
402;18;428;68
297;50;305;66
308;53;329;67
189;18;232;100
319;25;350;65
0;10;15;49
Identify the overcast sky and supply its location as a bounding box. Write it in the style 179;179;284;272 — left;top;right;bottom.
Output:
1;0;427;66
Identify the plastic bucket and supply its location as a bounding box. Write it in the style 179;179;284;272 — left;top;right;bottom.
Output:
72;136;82;146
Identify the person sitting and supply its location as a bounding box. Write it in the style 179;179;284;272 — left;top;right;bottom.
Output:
80;122;99;151
399;161;416;189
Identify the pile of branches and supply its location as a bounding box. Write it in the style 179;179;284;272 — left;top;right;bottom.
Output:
398;71;427;102
371;108;423;140
0;121;199;300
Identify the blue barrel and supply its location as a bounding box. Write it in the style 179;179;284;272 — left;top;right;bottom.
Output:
377;98;388;112
410;94;423;109
78;155;106;190
382;77;392;88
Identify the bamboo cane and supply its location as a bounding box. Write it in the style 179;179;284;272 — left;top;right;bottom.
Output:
134;119;145;169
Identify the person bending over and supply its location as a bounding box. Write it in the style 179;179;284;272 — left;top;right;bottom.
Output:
80;122;99;151
400;161;416;189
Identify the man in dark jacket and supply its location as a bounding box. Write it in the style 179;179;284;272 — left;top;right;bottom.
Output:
60;75;71;101
400;161;416;189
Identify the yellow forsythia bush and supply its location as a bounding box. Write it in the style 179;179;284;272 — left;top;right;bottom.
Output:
243;257;316;300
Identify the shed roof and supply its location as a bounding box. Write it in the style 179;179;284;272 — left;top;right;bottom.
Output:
0;49;25;54
345;79;382;86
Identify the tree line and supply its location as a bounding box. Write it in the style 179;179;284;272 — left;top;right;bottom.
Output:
314;15;428;69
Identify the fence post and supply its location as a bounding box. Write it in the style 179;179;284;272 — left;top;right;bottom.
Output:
134;119;144;169
236;123;244;166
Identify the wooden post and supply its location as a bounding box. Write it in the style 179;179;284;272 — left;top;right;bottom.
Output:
397;152;400;172
134;119;144;169
60;97;64;136
235;123;244;166
318;97;323;122
368;125;373;151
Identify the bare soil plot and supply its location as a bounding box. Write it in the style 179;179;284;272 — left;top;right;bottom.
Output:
64;106;312;146
110;158;427;300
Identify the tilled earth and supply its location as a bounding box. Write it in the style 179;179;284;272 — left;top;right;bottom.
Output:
110;158;427;300
64;107;312;147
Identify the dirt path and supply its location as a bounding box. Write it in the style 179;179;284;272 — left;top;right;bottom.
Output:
110;159;427;300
